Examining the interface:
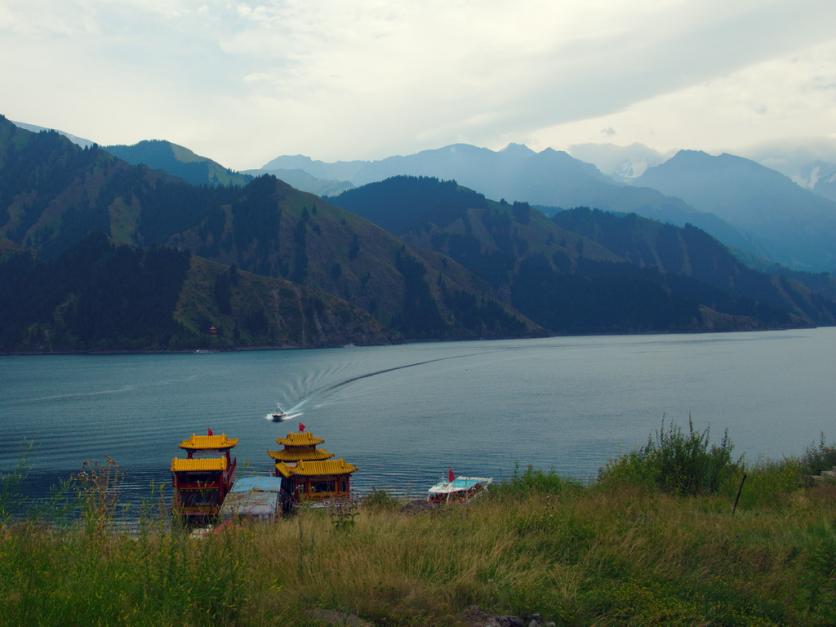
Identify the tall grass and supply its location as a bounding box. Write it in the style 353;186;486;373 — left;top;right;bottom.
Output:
0;430;834;625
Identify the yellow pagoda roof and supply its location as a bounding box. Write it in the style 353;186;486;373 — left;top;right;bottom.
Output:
267;448;335;462
275;432;324;447
171;457;228;472
179;434;239;450
275;458;358;479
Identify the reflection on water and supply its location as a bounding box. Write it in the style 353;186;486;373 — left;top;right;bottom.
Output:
1;328;835;513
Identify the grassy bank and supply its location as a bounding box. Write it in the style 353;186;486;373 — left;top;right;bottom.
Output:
1;431;835;625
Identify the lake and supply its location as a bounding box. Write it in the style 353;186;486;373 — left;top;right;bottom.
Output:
1;328;834;512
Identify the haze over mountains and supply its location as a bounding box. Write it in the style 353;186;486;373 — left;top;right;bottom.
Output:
261;142;836;272
14;120;836;275
637;151;836;272
3;115;836;351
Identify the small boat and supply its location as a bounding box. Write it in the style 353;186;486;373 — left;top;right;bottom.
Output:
427;471;493;504
270;404;288;422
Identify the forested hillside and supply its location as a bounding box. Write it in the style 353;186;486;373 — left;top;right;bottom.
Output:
3;117;835;351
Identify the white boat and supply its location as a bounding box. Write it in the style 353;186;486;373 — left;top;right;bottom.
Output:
271;404;288;422
427;475;493;504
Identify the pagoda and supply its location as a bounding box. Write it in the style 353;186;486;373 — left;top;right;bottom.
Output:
269;424;357;504
268;429;335;464
171;431;238;521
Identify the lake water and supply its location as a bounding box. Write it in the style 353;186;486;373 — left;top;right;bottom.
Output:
1;329;834;512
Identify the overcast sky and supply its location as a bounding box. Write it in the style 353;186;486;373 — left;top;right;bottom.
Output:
2;0;835;169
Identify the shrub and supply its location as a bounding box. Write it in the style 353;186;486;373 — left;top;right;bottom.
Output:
493;466;583;498
800;433;836;475
733;459;805;509
599;418;740;496
362;489;400;511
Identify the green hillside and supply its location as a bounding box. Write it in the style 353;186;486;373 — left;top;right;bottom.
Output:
552;207;836;325
0;234;390;351
331;177;821;332
106;140;252;187
0;117;537;348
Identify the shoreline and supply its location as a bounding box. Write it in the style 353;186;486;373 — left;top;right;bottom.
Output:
0;323;825;358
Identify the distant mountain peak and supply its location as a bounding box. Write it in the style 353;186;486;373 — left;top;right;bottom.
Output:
499;142;535;156
10;118;95;148
105;139;251;187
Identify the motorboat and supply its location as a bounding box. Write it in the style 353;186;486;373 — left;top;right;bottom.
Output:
271;404;289;422
427;473;493;504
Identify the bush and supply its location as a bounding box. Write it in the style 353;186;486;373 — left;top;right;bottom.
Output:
599;418;740;496
362;489;400;511
734;459;805;509
800;433;836;475
493;466;583;498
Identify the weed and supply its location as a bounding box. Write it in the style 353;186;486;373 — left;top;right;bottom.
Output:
599;417;740;496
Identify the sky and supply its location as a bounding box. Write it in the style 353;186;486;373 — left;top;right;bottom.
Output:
1;0;835;170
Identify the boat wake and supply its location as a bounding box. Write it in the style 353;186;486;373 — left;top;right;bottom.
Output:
266;347;515;423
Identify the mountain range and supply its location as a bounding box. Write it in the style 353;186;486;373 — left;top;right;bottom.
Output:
2;114;835;351
18;117;836;273
330;177;836;332
637;151;836;272
0;117;534;350
257;144;761;260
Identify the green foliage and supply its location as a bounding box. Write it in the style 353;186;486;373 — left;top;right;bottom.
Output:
0;234;191;351
492;466;582;499
361;489;400;511
0;446;30;522
733;459;806;509
600;418;740;496
797;521;836;616
328;500;359;532
801;433;836;475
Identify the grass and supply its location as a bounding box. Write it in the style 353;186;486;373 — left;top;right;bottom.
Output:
1;431;835;625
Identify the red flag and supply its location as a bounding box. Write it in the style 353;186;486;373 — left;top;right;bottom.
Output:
448;467;455;482
299;422;306;432
207;427;214;436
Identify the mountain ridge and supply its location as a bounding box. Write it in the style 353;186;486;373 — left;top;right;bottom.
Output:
637;150;836;272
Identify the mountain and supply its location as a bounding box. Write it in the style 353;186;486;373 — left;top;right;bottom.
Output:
739;138;836;192
243;167;353;196
331;176;833;332
262;154;368;182
106;139;252;187
0;116;536;346
808;163;836;202
637;150;836;272
567;143;668;180
11;120;95;148
264;143;752;256
4;115;834;349
0;233;389;351
551;208;836;325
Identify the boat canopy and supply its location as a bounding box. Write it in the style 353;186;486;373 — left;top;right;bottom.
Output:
275;459;357;479
275;432;325;447
268;447;335;462
179;434;239;451
170;457;228;472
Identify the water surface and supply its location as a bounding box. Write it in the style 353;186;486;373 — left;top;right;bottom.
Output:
1;329;834;511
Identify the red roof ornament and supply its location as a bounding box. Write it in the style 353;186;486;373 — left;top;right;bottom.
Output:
299;422;306;432
207;427;214;436
448;467;455;482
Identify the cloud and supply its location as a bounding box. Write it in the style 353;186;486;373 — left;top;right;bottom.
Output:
601;127;616;137
0;0;834;167
533;38;836;154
